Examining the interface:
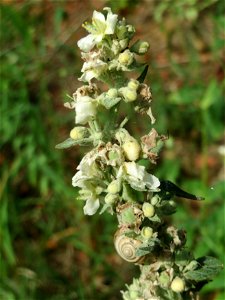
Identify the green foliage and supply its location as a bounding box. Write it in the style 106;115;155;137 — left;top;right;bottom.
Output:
184;256;223;281
0;1;224;299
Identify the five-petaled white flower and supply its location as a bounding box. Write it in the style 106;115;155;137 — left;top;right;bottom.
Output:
79;58;107;82
117;162;160;192
77;7;118;52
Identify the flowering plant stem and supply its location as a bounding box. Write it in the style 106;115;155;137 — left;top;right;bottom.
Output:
56;7;222;300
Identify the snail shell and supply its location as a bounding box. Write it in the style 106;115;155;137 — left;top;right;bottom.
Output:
114;228;142;263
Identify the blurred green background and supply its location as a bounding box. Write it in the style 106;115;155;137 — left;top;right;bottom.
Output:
0;0;224;299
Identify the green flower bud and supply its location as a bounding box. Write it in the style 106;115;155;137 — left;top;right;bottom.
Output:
129;290;139;299
169;200;176;207
118;49;134;66
122;140;141;161
107;179;121;194
119;38;129;50
130;40;150;55
141;226;153;239
105;193;118;205
127;79;139;91
142;202;155;218
151;195;160;206
126;24;135;39
158;271;170;287
70;126;89;140
116;24;127;40
171;277;185;293
111;40;121;55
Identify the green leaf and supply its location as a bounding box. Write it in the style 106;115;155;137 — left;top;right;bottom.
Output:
200;80;220;110
149;214;161;223
184;256;223;282
175;250;193;266
99;96;121;109
136;238;160;256
55;137;92;149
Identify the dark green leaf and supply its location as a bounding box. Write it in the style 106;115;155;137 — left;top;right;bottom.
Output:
184;256;223;282
137;65;149;83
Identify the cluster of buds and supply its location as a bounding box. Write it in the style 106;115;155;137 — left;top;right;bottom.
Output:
57;7;222;300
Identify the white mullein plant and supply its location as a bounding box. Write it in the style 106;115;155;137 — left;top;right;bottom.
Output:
56;7;222;300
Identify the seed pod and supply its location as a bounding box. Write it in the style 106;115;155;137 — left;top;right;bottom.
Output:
114;228;142;263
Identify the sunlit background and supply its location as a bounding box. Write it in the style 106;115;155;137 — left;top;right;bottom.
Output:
0;0;224;299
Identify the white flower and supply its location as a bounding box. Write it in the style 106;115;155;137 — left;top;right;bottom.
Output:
83;195;100;215
79;58;107;82
72;150;103;215
72;149;102;188
75;95;96;124
77;7;118;52
118;162;160;191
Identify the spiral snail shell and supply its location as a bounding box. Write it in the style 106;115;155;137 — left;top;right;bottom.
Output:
114;228;142;263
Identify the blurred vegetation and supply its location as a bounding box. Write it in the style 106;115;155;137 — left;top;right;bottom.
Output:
0;0;224;299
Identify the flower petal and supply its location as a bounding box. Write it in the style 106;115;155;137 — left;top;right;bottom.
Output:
124;162;145;180
77;34;96;52
105;11;118;34
75;97;96;124
83;197;100;215
144;173;160;190
93;10;105;24
72;171;87;188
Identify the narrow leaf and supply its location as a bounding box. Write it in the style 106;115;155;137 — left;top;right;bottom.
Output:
137;65;149;83
55;137;92;149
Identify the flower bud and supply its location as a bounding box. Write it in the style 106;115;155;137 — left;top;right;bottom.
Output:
151;195;160;206
141;226;153;239
122;140;141;161
158;271;170;287
171;277;185;293
142;202;155;218
127;79;139;91
111;40;121;55
126;25;135;39
119;38;129;50
130;40;149;55
116;24;127;39
118;49;134;66
129;290;139;299
70;127;89;140
120;87;137;102
107;180;121;194
105;193;118;205
107;88;118;98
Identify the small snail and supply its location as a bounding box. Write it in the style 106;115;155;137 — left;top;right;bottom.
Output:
114;228;142;263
